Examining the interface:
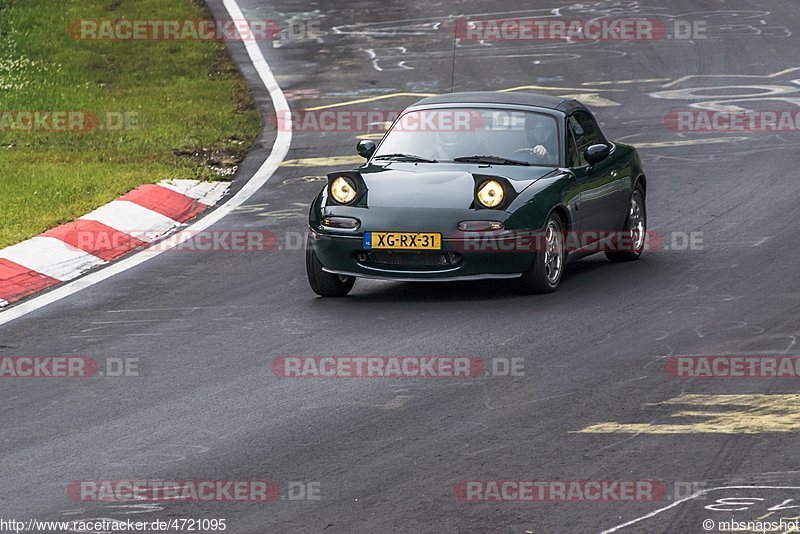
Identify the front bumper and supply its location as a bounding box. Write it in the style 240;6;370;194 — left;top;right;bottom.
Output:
309;229;537;281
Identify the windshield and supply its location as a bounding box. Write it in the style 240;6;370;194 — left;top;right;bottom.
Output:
372;107;560;166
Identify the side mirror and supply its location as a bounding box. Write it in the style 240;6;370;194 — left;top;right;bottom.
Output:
584;143;610;165
357;140;377;159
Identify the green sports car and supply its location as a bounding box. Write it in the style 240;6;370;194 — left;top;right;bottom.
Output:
306;91;647;297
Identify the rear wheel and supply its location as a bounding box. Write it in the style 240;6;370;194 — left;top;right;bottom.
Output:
306;237;355;297
605;185;646;262
519;212;565;294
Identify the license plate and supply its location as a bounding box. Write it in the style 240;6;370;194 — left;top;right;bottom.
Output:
364;232;442;250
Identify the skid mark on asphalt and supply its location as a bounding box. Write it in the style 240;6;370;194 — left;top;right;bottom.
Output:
383;395;414;409
102;445;210;467
282;175;325;184
580;394;800;434
588;430;647;454
694;321;763;339
104;305;262;313
230;201;307;219
70;333;167;339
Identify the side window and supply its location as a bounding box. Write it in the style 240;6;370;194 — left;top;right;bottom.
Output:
568;112;601;167
565;124;579;168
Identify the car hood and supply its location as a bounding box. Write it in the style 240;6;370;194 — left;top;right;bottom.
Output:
358;162;557;209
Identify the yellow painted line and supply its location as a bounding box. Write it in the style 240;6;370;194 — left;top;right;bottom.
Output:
280;155;364;167
662;67;800;87
583;79;671;86
305;86;623;112
281;137;749;168
499;85;623;93
356;132;386;140
297;70;800;116
305;93;436;111
281;135;750;168
554;93;620;107
579;394;800;434
634;136;749;148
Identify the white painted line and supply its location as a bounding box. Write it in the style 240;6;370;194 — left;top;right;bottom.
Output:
0;236;106;281
0;299;8;308
0;0;291;327
80;200;180;241
600;485;800;533
159;179;231;206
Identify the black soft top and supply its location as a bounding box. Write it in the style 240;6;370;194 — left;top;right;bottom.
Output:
410;91;587;114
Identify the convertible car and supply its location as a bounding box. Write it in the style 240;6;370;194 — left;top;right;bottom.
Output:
306;91;647;297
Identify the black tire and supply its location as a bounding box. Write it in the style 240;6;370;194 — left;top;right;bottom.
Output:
306;238;355;297
519;212;565;294
605;184;646;262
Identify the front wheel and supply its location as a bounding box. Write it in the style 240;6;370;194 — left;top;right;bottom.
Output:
605;185;646;262
306;237;355;297
519;212;565;294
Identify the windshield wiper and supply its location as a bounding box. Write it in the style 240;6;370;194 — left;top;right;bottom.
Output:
453;155;532;166
373;153;437;163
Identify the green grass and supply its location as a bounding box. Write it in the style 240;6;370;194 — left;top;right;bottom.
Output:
0;0;261;247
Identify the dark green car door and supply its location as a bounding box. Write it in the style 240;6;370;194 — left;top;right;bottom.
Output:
566;111;629;235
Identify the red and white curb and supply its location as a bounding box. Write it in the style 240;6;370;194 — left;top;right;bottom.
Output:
0;179;229;307
0;1;291;327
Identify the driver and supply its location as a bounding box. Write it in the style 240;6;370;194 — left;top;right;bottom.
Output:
518;114;557;162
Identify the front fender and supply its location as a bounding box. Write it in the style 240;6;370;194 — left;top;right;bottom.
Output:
613;142;646;196
504;172;576;231
308;187;327;229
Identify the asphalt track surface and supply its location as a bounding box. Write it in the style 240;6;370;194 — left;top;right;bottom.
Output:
2;1;800;532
